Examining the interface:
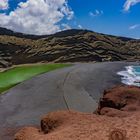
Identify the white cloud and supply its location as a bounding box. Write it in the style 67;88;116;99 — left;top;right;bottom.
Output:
0;0;9;10
89;10;103;17
61;23;71;30
123;0;140;11
129;24;140;30
78;24;83;29
0;0;74;35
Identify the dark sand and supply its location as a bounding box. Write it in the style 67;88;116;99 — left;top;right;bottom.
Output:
15;85;140;140
0;61;138;139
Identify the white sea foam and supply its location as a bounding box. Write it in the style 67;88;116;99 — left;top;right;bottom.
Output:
117;66;140;87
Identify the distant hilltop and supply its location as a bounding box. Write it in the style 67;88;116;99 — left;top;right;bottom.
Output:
0;27;140;68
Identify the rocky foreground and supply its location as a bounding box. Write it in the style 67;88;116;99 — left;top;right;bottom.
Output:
15;85;140;140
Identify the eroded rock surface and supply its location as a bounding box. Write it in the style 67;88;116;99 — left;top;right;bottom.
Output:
15;86;140;140
97;85;140;117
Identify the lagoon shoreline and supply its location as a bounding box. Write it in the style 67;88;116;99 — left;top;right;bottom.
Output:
0;61;139;139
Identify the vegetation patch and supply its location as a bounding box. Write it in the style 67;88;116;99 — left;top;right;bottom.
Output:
0;63;70;94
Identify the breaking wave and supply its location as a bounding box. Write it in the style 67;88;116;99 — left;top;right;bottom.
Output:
117;66;140;87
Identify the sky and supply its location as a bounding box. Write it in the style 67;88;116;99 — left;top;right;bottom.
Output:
0;0;140;38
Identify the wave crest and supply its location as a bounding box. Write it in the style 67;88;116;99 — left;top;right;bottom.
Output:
117;66;140;87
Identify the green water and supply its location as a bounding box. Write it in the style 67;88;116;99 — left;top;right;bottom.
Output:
0;63;70;94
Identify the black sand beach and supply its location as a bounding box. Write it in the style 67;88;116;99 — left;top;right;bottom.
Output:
0;61;138;139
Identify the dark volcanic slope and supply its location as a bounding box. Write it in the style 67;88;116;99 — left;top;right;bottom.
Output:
0;28;139;68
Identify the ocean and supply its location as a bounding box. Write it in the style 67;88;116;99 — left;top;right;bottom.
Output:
117;66;140;87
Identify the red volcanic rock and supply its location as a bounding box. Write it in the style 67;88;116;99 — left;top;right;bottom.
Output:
15;86;140;140
97;85;140;117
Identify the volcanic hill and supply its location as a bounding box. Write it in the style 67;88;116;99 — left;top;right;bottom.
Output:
0;27;140;68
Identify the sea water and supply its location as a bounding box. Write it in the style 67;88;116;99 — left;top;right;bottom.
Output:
117;66;140;87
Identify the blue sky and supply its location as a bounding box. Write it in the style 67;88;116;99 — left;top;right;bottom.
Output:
0;0;140;38
68;0;140;38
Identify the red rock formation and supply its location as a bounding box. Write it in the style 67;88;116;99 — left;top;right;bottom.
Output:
97;85;140;117
15;86;140;140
